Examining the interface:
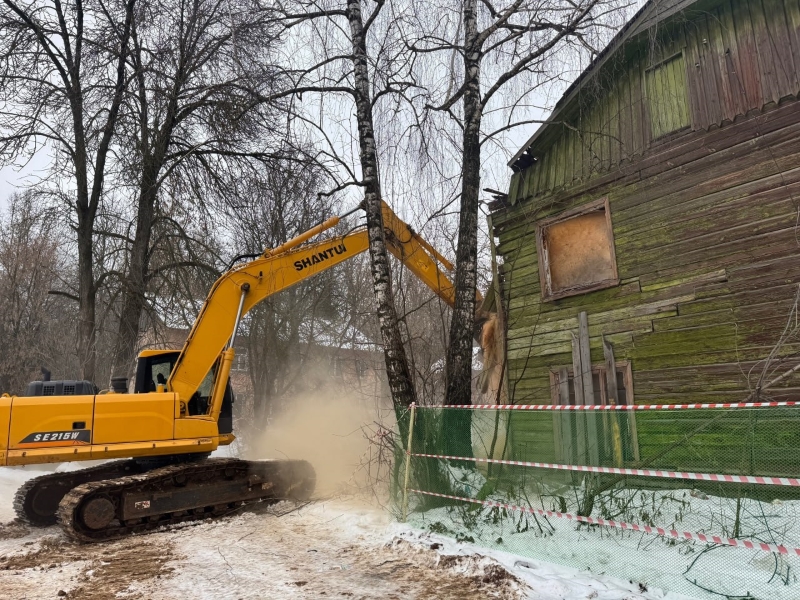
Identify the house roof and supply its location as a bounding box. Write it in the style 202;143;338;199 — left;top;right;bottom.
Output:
509;0;709;169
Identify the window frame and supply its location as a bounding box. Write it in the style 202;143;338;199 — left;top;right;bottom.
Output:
536;197;619;302
549;361;640;463
644;51;691;142
548;360;635;407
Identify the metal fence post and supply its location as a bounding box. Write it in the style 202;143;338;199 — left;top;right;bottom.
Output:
401;402;417;523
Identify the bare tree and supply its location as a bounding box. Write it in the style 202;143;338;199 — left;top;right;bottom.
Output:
107;0;289;380
0;193;61;392
273;0;420;413
228;160;339;425
0;0;137;382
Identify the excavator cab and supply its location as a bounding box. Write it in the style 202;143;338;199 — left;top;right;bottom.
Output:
134;350;180;393
133;349;233;434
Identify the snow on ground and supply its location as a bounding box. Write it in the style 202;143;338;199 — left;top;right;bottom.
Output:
389;524;691;600
0;464;692;600
406;467;800;600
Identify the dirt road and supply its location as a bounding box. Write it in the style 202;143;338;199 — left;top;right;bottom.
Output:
0;499;524;600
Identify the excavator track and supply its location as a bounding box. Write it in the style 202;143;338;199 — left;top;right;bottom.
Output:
13;460;145;526
57;458;316;542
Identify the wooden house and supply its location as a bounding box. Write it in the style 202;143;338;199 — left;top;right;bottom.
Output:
489;0;800;477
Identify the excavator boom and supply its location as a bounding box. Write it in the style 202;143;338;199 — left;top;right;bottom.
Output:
168;201;464;404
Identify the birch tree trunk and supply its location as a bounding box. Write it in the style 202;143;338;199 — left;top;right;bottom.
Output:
442;0;481;454
346;0;416;411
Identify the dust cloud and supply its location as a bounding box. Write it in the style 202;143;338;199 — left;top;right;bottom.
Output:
246;390;393;496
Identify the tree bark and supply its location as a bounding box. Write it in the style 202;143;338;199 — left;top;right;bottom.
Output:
346;0;416;413
110;22;182;379
442;0;481;455
110;168;158;379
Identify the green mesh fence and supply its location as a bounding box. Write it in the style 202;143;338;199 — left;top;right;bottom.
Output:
397;404;800;599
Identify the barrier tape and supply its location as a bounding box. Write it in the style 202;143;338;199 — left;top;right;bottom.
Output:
410;489;800;556
411;452;800;487
414;401;800;411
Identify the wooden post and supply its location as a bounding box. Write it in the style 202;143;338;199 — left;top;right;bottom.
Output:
571;333;587;467
401;402;417;522
578;312;600;466
603;336;625;467
558;367;574;466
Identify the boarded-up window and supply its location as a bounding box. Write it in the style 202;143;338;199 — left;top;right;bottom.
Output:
536;198;618;301
645;53;690;139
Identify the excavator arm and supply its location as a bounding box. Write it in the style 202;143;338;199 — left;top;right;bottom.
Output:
167;201;475;407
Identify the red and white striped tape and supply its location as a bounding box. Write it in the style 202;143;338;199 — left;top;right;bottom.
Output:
410;489;800;556
410;452;800;487
413;401;800;411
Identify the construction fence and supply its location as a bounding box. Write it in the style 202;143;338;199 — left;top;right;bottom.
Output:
397;402;800;600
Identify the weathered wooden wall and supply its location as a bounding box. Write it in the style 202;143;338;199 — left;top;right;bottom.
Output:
509;0;800;198
493;0;800;475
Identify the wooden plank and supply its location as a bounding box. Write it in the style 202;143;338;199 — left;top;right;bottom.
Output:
620;199;799;262
507;331;640;361
708;6;736;122
624;223;800;280
548;134;558;192
603;338;620;404
669;51;691;132
619;119;800;215
570;333;587;465
608;83;621;168
602;83;613;170
730;0;763;110
701;14;724;127
552;134;564;190
719;0;749;117
784;0;800;96
630;54;646;154
620;68;635;161
508;172;521;203
685;23;709;129
590;100;603;174
566;126;576;186
614;156;800;237
578;312;600;466
558;367;574;465
759;0;795;98
507;296;685;343
764;0;798;94
603;338;624;467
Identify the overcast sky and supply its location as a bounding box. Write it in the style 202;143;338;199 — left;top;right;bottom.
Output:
0;0;643;221
0;149;52;211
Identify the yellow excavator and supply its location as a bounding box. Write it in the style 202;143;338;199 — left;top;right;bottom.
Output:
0;201;466;542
